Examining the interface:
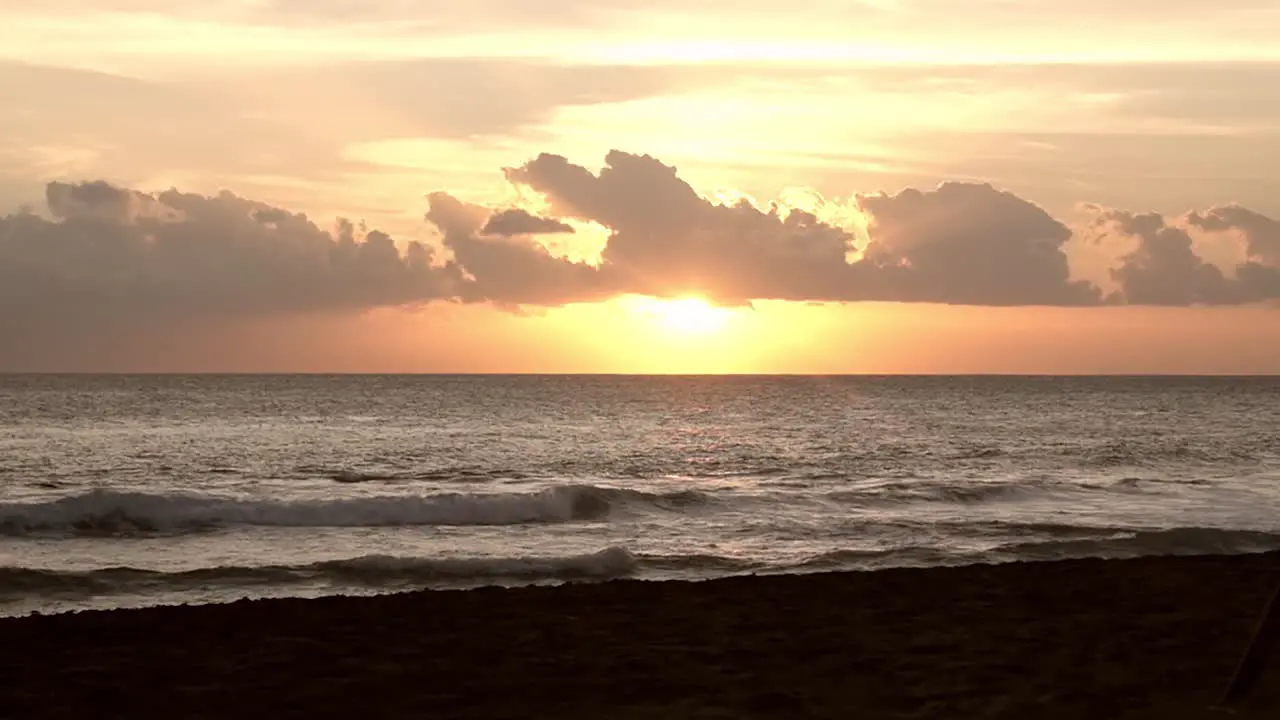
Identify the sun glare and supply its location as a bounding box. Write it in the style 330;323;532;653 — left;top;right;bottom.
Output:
661;298;733;333
626;296;735;335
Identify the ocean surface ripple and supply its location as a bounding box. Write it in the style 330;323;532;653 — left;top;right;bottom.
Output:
2;375;1278;615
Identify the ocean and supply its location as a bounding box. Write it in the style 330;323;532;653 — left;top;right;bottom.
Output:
1;375;1277;616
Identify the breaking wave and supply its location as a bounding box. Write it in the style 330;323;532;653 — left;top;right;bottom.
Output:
0;486;712;537
4;527;1277;602
787;547;964;571
0;547;640;598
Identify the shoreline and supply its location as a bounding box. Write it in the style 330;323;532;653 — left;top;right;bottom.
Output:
5;552;1280;718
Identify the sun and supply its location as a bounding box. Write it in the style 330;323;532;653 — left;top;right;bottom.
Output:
624;296;735;335
659;297;733;333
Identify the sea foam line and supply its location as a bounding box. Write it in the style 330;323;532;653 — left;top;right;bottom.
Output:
0;547;641;597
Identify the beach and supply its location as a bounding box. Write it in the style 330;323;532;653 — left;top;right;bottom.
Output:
4;552;1280;719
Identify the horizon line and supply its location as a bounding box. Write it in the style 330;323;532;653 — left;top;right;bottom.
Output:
2;372;1278;378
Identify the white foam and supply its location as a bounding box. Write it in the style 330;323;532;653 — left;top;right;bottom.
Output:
0;546;640;598
318;546;638;580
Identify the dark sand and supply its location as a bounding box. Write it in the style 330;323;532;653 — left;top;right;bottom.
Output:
5;553;1280;719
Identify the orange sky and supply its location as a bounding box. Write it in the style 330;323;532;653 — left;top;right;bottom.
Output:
1;2;1278;373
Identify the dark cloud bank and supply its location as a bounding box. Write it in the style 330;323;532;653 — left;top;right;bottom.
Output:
3;150;1278;346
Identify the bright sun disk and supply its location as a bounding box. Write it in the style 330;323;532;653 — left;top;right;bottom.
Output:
636;297;734;335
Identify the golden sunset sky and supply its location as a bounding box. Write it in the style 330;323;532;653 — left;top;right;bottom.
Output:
2;1;1278;373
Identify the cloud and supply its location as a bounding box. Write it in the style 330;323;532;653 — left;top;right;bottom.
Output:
1084;207;1280;305
0;60;718;208
499;151;857;304
480;208;575;237
494;150;1101;306
845;62;1280;130
248;60;699;140
426;192;610;306
854;183;1102;306
0;62;353;192
1089;210;1238;305
1184;205;1280;301
8;0;860;30
4;149;1279;365
20;0;1275;33
0;182;464;343
1186;205;1280;265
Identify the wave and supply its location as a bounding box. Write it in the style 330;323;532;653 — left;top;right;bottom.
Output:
1108;476;1210;489
5;527;1276;601
328;470;403;484
949;446;1008;460
774;527;1280;574
826;482;1036;506
638;553;763;573
318;467;529;484
996;527;1280;561
959;520;1132;540
0;486;712;537
786;547;963;572
0;547;640;598
825;472;1221;507
1079;441;1261;468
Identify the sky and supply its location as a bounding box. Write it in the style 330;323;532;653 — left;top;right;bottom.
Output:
2;0;1279;373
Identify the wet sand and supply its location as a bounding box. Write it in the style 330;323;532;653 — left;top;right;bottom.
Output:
4;552;1280;719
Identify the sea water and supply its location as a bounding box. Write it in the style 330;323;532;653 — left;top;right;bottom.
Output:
2;375;1278;615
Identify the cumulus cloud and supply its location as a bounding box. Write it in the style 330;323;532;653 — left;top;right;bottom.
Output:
854;184;1101;306
426;192;610;306
0;181;464;342
4;149;1279;364
480;208;575;237
1083;207;1280;305
1089;210;1238;305
1186;205;1280;265
1184;205;1280;301
493;150;1101;306
501;151;857;304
